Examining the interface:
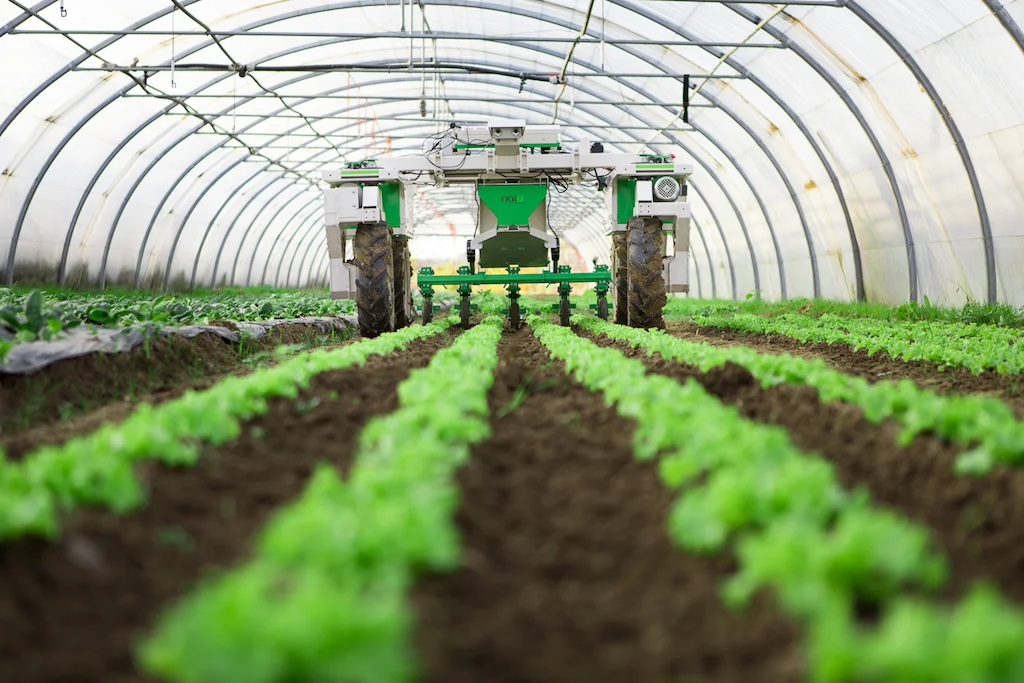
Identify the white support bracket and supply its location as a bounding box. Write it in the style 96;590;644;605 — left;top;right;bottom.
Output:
329;259;359;300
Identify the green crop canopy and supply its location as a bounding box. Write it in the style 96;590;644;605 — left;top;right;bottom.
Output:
1;0;1022;305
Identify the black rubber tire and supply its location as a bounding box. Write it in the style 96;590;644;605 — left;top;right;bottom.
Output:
460;293;471;329
392;235;415;329
559;296;571;327
354;222;395;338
423;296;433;324
509;299;521;331
597;296;609;321
627;216;667;330
612;232;629;325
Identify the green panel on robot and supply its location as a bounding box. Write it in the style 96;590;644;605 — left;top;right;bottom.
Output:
616;177;636;224
379;182;401;229
477;184;547;226
478;232;550;268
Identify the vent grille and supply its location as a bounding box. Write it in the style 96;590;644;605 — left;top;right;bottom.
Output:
654;176;681;201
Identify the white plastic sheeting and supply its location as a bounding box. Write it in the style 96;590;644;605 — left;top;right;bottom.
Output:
0;0;1022;304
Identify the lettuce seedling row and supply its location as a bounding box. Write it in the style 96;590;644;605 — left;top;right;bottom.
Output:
1;298;1023;683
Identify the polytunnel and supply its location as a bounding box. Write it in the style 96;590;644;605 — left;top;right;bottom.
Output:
1;0;1022;305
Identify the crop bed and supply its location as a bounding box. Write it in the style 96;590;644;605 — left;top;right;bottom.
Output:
2;300;1024;683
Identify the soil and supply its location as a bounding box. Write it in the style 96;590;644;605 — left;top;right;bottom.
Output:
0;322;355;447
0;330;454;683
585;329;1024;605
667;321;1024;417
411;328;802;683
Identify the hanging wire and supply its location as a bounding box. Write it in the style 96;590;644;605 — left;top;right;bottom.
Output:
601;0;606;71
551;0;597;123
59;0;66;18
640;4;787;149
6;0;318;187
170;2;176;88
168;0;346;160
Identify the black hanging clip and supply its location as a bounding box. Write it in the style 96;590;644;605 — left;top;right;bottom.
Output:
683;74;690;124
60;0;67;17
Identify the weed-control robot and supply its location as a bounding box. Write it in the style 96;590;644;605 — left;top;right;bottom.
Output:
322;120;691;336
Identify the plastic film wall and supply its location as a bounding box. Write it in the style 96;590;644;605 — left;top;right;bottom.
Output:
0;0;1022;304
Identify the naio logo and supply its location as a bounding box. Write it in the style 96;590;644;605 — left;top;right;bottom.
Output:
501;195;525;203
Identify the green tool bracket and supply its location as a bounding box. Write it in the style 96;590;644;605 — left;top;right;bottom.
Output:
417;263;612;327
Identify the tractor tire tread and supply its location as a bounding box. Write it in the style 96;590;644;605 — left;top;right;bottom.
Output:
627;216;666;330
354;223;396;338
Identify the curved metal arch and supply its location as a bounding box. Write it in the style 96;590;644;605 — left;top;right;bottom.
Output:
690;179;737;298
240;194;320;285
58;108;165;285
99;120;207;287
252;202;323;288
690;100;818;296
985;0;1024;50
690;215;717;299
289;226;325;288
219;180;308;285
725;3;916;302
287;215;329;288
207;173;288;286
0;0;201;138
689;245;703;299
610;0;850;299
159;155;251;284
688;125;786;297
272;210;324;287
33;1;764;295
134;143;245;286
301;248;328;290
236;190;322;286
264;203;327;285
191;172;283;287
841;0;995;302
8;5;295;286
229;186;314;286
5;78;138;285
241;194;321;287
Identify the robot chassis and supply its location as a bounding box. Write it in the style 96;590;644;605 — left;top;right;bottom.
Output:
322;120;692;336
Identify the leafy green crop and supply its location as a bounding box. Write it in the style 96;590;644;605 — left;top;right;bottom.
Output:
0;317;457;540
138;317;503;683
685;309;1024;375
530;315;1024;682
665;296;1024;329
0;289;356;357
577;316;1024;474
0;289;83;343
